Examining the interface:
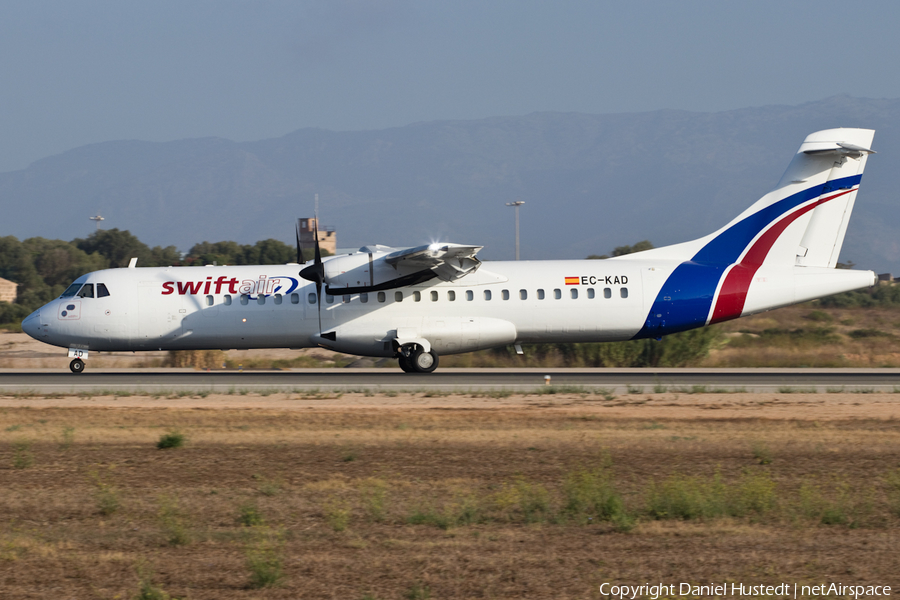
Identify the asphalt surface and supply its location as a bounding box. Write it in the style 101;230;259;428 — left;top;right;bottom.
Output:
1;368;900;394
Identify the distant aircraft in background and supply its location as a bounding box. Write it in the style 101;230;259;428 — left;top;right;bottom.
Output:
22;128;877;374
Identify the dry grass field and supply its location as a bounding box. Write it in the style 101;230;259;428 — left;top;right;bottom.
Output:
2;390;900;599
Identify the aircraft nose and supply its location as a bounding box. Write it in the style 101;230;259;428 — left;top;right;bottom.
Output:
21;309;42;340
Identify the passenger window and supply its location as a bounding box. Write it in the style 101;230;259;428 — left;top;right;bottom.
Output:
291;293;299;304
448;290;456;301
206;295;214;306
274;294;283;305
77;284;94;298
96;283;110;298
520;289;527;300
224;295;232;305
554;289;561;299
502;289;510;300
377;292;386;303
360;293;368;303
537;289;545;300
466;290;474;301
431;291;438;301
604;288;612;299
240;294;249;305
571;288;578;299
308;293;316;304
61;283;82;298
484;290;492;300
258;295;266;305
587;288;595;299
414;291;421;302
326;295;334;304
621;288;628;299
394;292;403;302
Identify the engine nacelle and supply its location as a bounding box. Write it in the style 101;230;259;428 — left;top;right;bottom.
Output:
321;244;482;294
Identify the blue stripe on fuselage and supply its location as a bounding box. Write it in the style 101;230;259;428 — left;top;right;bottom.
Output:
634;174;862;340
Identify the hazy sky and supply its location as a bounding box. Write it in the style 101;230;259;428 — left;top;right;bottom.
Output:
2;0;900;173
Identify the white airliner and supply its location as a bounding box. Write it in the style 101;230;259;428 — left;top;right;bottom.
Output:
22;128;878;374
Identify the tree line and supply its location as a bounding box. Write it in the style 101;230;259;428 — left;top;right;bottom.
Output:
0;229;306;326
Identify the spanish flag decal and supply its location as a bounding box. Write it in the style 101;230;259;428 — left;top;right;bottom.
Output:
564;276;579;285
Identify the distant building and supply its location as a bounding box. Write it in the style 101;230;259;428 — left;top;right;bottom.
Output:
298;218;336;257
0;277;17;303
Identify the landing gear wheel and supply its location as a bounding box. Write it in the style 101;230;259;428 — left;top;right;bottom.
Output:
398;354;415;373
69;358;85;374
409;346;439;374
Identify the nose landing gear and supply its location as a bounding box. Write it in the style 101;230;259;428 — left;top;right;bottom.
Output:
69;358;85;374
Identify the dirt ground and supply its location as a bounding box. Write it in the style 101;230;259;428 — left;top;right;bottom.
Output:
1;388;899;599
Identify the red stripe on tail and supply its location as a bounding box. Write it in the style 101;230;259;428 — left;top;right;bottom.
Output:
710;188;855;324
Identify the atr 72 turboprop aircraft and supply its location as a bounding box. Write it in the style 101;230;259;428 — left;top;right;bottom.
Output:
22;128;878;374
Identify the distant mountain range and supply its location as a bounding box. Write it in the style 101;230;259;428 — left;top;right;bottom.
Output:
2;95;899;272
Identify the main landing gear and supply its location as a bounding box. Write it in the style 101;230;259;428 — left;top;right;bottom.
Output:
69;358;85;374
397;344;439;374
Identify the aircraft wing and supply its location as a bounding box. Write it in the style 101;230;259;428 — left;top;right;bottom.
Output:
385;243;483;282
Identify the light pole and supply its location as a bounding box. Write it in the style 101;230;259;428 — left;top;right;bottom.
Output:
505;200;525;260
89;214;105;231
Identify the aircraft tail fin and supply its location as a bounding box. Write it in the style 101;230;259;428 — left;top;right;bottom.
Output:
788;129;875;268
636;128;876;338
695;127;875;270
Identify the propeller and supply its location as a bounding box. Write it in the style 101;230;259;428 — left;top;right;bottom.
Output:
299;218;325;335
295;218;306;265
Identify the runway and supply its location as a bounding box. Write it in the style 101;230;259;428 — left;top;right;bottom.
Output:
1;368;899;394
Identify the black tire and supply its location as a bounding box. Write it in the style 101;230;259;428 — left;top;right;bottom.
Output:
398;354;415;373
409;347;439;374
69;358;85;374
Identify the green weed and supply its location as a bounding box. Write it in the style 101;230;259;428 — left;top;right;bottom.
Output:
645;471;777;521
796;480;870;527
12;439;33;469
751;441;773;465
135;561;181;600
532;385;593;396
404;582;432;600
805;310;833;323
491;477;553;524
359;477;389;523
89;467;120;516
562;456;633;530
238;503;265;527
884;470;900;517
156;431;185;450
59;426;75;450
257;477;282;497
245;527;286;588
324;498;352;532
408;491;481;530
646;473;728;520
158;495;190;546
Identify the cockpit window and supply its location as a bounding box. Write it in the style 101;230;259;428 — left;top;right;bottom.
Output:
96;283;110;298
77;284;95;298
61;283;82;298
